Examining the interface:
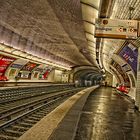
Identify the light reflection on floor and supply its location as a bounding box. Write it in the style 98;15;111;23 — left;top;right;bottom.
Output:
75;87;140;140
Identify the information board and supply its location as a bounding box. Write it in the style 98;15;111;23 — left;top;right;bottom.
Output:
95;18;138;39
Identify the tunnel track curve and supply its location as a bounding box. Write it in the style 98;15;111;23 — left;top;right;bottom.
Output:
0;87;84;140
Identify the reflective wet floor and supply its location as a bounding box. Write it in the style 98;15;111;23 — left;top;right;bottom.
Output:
74;87;140;140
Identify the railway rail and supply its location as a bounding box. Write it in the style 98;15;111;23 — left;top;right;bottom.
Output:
0;85;84;140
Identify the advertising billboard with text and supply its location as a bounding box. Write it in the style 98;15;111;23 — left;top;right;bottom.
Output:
119;43;138;76
0;55;16;76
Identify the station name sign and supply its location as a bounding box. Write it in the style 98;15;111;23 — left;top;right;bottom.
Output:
95;18;138;39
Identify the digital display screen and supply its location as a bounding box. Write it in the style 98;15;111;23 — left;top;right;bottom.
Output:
119;43;138;76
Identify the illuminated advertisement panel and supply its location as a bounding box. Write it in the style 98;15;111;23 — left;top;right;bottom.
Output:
119;43;138;76
95;18;138;39
0;55;16;80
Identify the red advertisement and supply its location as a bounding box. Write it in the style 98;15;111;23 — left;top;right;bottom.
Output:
0;55;16;80
43;71;49;79
39;68;52;80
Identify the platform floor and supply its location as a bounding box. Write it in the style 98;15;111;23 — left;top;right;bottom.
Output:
19;87;140;140
74;87;140;140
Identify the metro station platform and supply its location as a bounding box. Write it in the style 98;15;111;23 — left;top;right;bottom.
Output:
18;86;140;140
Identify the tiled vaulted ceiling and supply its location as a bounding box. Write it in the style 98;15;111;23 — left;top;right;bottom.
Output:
0;0;99;69
1;0;139;76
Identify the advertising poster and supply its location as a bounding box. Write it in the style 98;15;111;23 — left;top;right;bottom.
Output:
112;61;130;85
9;69;17;77
33;72;38;78
119;43;138;76
34;64;45;73
18;62;39;79
39;67;52;80
9;59;28;79
0;55;16;80
21;62;39;72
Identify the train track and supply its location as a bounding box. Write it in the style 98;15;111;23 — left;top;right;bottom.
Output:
0;87;83;140
0;88;82;121
0;85;72;102
0;85;75;113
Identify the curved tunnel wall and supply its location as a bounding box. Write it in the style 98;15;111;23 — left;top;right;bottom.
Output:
0;52;54;82
73;68;102;86
0;25;73;68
